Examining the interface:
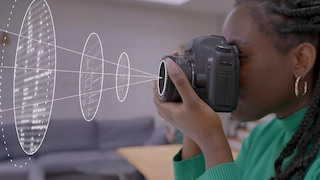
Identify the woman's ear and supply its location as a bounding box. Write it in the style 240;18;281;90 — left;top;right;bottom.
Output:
291;42;317;78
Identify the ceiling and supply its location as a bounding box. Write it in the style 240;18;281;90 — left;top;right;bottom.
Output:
105;0;235;15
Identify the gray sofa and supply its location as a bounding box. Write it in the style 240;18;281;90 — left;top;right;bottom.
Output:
0;116;155;180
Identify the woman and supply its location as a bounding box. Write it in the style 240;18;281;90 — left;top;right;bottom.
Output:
154;0;320;179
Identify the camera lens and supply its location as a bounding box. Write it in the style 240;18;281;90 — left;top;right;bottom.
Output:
158;57;178;102
157;56;194;102
158;59;167;97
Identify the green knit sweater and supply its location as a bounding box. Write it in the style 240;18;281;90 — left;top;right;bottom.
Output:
173;107;320;179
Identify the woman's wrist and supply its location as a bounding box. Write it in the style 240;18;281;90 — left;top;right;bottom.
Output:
181;135;202;160
197;126;234;169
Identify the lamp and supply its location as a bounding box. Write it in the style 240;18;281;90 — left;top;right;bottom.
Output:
0;32;9;45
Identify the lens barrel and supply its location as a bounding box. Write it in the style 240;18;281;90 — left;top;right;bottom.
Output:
157;56;194;102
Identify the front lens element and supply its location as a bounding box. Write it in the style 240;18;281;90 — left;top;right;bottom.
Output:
158;59;167;97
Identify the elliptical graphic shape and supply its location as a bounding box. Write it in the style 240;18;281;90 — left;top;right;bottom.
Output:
116;52;130;103
13;0;56;155
79;33;104;122
0;0;159;160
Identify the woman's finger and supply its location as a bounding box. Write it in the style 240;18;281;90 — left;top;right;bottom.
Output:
165;58;198;105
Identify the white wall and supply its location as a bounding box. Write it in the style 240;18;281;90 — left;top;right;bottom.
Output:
0;0;222;125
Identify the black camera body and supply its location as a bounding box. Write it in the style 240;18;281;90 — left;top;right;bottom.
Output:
157;35;239;112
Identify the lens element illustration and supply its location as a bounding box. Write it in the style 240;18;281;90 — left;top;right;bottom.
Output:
0;0;159;160
116;52;130;103
79;33;104;122
157;59;167;97
13;0;56;155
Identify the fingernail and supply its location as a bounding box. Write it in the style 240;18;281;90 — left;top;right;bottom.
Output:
166;58;180;75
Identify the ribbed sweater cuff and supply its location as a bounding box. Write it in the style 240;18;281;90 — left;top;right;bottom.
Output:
198;162;240;180
173;149;205;179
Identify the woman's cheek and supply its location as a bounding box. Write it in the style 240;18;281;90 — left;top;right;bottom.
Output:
238;66;248;89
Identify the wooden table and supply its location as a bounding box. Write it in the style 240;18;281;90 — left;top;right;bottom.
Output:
117;144;238;180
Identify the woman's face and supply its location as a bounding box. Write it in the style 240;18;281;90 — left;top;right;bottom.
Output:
222;5;299;121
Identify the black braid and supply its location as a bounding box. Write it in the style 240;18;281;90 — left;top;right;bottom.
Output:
274;71;320;178
235;0;320;179
273;6;320;18
271;3;320;33
284;0;320;8
276;114;320;180
279;111;320;177
287;25;320;33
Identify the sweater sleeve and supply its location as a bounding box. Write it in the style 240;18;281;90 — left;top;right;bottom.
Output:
173;149;206;180
173;147;244;180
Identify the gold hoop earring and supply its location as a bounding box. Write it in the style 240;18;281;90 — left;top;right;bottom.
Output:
295;76;308;98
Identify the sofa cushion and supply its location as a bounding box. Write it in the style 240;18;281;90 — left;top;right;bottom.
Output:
0;122;29;159
38;119;98;155
144;127;169;145
38;150;135;176
28;161;45;180
0;157;43;180
37;150;102;175
97;116;154;151
46;174;100;180
0;148;6;162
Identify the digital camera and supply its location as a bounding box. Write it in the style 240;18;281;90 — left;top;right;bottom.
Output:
157;35;239;112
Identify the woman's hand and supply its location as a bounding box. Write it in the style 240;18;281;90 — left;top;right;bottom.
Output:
153;58;234;168
154;58;222;144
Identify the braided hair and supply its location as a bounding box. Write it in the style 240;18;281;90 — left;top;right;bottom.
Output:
235;0;320;179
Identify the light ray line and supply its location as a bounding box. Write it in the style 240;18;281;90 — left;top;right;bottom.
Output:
0;78;155;113
0;65;160;79
0;28;158;78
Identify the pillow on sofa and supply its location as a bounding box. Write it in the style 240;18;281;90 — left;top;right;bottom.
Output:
97;116;154;151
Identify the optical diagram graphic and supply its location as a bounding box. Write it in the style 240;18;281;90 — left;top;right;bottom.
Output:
116;52;130;103
13;0;56;156
0;0;160;165
79;33;104;122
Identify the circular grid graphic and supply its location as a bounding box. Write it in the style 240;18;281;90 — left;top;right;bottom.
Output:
116;52;130;103
0;0;34;168
157;59;168;97
79;33;104;122
13;0;56;155
0;0;160;165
